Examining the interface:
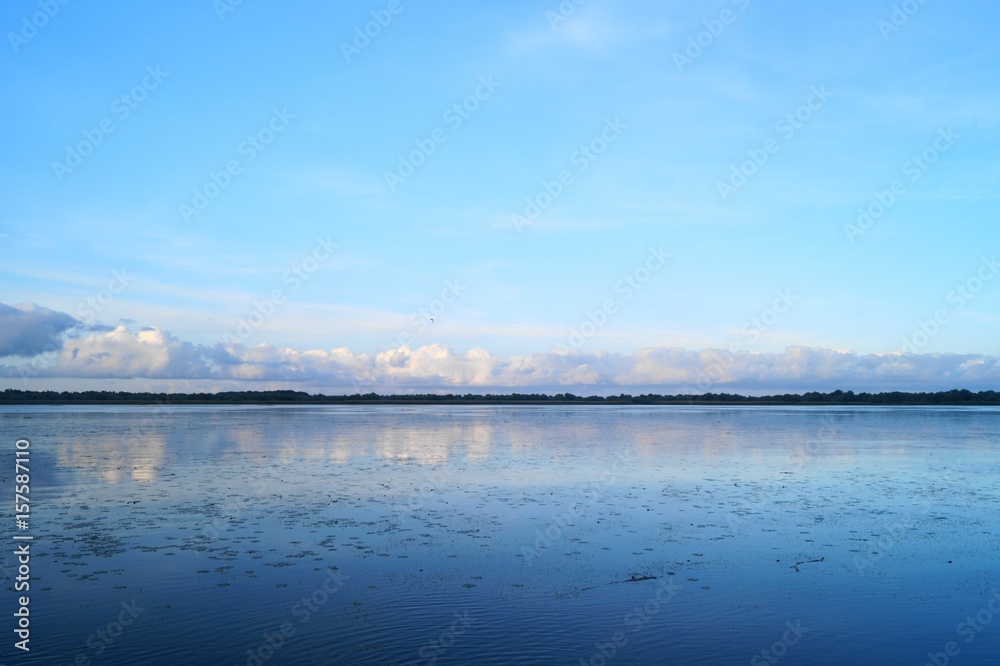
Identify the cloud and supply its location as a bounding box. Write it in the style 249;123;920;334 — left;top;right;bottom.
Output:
51;326;217;379
0;302;77;358
508;6;623;54
3;320;1000;393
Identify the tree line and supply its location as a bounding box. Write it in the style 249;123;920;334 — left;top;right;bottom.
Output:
1;388;998;405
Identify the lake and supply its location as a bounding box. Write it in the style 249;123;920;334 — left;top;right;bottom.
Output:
1;404;998;665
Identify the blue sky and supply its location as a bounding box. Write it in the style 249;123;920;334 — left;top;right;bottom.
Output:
2;0;999;393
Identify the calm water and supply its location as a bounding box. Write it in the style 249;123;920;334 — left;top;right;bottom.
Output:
1;405;998;665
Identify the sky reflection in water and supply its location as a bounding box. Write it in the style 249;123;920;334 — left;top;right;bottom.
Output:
1;405;998;665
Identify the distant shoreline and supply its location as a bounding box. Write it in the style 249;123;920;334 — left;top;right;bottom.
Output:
1;389;998;406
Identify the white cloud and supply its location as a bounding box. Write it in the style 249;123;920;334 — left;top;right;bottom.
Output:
3;303;999;392
52;326;215;379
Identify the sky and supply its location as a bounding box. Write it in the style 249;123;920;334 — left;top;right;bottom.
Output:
2;0;1000;394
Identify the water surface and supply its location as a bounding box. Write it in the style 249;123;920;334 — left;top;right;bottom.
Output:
1;405;998;664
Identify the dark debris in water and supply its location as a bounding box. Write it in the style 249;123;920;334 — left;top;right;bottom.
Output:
790;557;825;572
580;574;660;591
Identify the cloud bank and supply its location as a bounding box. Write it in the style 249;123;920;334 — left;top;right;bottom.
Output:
3;302;998;393
0;302;78;358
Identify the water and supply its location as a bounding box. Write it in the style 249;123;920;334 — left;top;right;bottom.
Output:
1;405;998;665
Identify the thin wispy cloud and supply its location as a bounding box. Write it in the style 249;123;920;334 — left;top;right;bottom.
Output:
507;6;624;54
